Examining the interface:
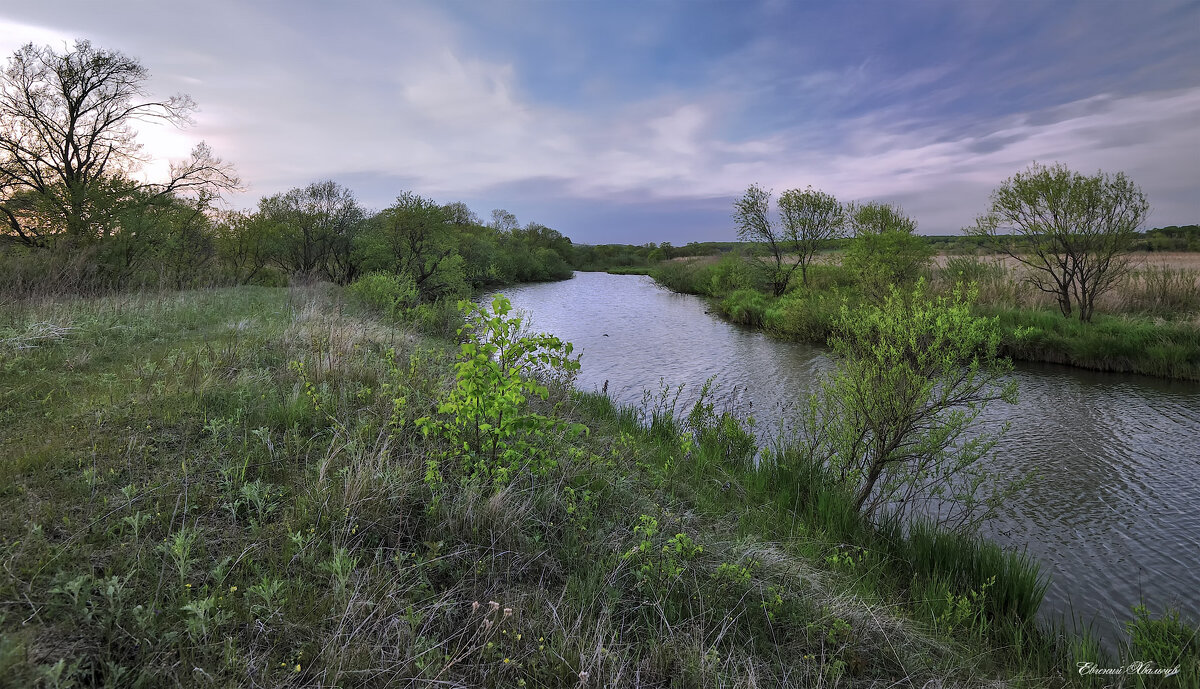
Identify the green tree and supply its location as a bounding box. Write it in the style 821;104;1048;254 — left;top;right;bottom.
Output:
777;186;846;286
488;208;520;234
260;181;363;283
213;210;274;284
734;184;846;295
800;282;1018;532
358;191;458;294
967;163;1148;322
103;191;215;288
733;184;792;296
0;40;237;247
843;202;932;298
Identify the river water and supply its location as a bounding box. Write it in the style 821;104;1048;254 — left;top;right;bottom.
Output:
485;271;1200;646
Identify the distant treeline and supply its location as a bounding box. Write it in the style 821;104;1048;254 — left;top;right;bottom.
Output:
569;241;743;271
925;224;1200;254
0;181;575;298
575;224;1200;271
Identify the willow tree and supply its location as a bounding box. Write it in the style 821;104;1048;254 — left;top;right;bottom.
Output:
778;186;845;286
967;163;1148;322
801;282;1018;532
0;40;238;247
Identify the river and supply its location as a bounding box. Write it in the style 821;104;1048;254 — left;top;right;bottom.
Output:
485;271;1200;647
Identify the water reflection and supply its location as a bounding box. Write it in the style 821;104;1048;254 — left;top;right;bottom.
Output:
486;272;1200;645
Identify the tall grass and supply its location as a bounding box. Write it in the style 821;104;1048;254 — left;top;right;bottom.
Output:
0;283;1029;686
3;283;1195;686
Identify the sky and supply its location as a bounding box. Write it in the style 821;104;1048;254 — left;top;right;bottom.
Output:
1;0;1197;244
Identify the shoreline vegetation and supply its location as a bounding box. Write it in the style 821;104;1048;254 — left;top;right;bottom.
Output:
2;283;1197;686
599;241;1200;382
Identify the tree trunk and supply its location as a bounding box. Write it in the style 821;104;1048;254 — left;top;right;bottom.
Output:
1056;288;1072;318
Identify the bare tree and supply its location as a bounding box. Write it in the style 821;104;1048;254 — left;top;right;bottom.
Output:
967;163;1148;322
0;40;238;247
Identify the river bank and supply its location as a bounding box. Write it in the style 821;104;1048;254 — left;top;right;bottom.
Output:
5;283;1195;685
635;256;1200;381
493;271;1200;667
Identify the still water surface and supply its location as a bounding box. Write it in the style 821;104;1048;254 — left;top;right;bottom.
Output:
486;272;1200;645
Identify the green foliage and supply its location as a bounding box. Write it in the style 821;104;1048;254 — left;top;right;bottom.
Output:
346;271;419;321
259;180;365;283
417;295;584;485
0;283;1176;685
1137;224;1200;252
1124;604;1200;683
777;186;846;286
734;184;845;295
622;515;703;593
801;281;1019;530
985;305;1200;380
968;162;1149;322
719;288;770;327
843;202;933;298
682;377;758;469
708;252;759;294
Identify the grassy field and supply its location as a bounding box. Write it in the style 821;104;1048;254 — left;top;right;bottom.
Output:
0;285;1195;687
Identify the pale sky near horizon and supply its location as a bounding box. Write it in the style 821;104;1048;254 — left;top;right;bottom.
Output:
2;1;1197;244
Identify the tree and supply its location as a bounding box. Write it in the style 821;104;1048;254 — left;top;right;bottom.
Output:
0;40;238;247
359;191;459;293
213;210;274;284
843;201;932;299
259;181;363;283
104;190;215;288
488;208;520;234
734;184;846;295
777;186;846;286
443;201;481;227
967;163;1148;322
733;184;791;296
800;282;1018;532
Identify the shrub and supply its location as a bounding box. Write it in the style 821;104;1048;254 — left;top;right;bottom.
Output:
799;281;1019;531
708;253;758;295
417;295;585;485
719;289;770;327
345;271;418;321
1125;604;1200;682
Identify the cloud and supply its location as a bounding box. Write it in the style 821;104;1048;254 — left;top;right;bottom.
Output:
0;1;1196;242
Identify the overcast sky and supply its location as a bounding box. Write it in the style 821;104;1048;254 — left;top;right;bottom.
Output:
2;1;1197;243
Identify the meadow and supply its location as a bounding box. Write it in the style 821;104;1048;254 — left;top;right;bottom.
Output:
1;283;1195;687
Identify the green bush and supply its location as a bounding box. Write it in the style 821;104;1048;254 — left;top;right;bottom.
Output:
652;259;714;295
719;289;771;327
1125;604;1200;683
708;253;758;295
416;295;585;486
763;288;843;343
345;271;418;321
